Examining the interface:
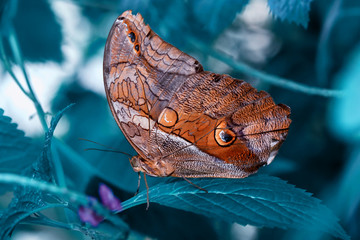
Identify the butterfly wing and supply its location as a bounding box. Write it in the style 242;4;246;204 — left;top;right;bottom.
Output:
103;11;202;162
104;11;291;178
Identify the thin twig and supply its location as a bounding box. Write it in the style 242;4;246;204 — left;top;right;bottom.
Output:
0;36;31;98
189;38;344;98
7;27;49;131
315;0;342;86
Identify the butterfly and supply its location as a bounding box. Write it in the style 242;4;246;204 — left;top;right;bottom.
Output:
103;10;291;199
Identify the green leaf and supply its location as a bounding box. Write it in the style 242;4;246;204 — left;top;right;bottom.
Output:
122;175;349;240
268;0;313;28
0;108;39;174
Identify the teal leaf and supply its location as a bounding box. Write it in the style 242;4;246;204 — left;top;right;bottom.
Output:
30;103;74;183
46;103;75;143
12;0;63;62
0;173;128;239
192;0;249;35
328;43;360;142
0;104;69;237
0;105;74;238
0;108;39;175
268;0;313;28
0;0;17;33
0;173;129;239
0;190;64;239
122;175;349;240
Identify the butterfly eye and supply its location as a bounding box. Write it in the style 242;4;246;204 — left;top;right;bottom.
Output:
128;32;136;43
215;122;236;147
158;107;178;127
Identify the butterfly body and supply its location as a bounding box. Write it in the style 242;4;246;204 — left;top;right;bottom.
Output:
103;11;291;179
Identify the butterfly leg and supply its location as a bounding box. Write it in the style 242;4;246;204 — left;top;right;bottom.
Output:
134;172;141;196
143;173;150;210
182;177;208;193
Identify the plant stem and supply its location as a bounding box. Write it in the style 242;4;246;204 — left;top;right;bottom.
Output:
0;37;30;98
189;38;344;98
315;0;342;86
7;26;49;131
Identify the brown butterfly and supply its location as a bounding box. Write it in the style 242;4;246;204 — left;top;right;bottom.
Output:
103;11;291;190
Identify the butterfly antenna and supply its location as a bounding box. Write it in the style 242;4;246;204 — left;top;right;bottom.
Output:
79;138;132;157
79;138;117;149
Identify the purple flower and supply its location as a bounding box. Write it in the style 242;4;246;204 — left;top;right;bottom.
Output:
78;184;122;227
78;197;104;227
99;183;122;211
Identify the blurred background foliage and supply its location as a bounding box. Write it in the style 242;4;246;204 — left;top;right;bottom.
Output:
1;0;360;239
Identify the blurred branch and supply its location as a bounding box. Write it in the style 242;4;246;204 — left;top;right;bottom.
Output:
0;37;30;98
22;212;78;230
190;38;344;98
0;24;49;131
315;0;342;86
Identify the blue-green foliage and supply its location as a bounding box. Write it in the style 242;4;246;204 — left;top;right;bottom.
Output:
0;109;38;174
193;0;250;35
0;107;349;239
123;176;348;239
1;0;359;239
104;0;312;47
327;44;360;239
14;0;62;62
0;107;128;239
0;107;63;239
268;0;313;27
329;43;360;142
